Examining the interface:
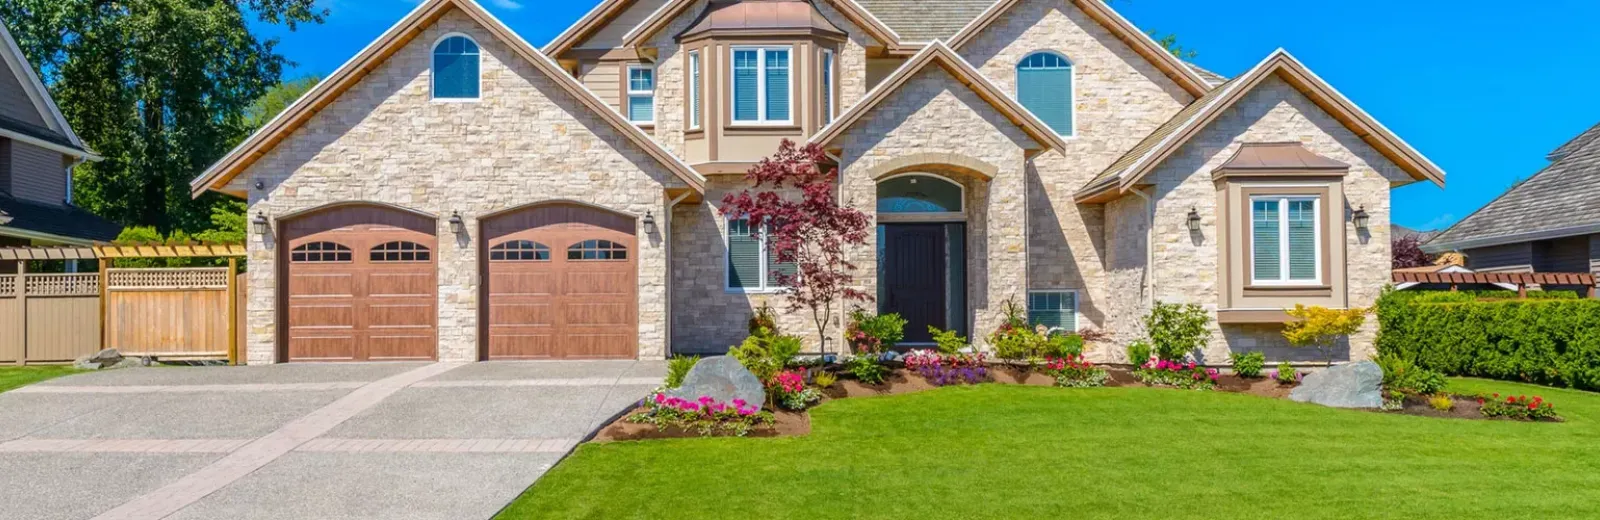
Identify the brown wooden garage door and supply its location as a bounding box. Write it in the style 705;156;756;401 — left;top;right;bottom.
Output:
282;205;437;362
481;204;637;359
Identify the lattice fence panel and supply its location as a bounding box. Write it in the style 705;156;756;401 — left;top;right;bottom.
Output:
23;274;101;297
0;276;14;297
107;268;229;290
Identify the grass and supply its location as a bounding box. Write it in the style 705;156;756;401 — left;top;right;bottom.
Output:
499;379;1600;520
0;366;82;393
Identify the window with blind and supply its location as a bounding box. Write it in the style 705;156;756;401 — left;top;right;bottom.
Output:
432;35;481;100
1027;291;1077;331
1251;196;1320;285
688;51;701;129
1016;52;1072;136
627;64;655;123
732;47;791;124
821;49;834;125
727;218;796;291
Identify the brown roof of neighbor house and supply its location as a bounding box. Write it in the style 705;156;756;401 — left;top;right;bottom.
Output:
677;0;846;41
1424;121;1600;252
1077;49;1446;203
190;0;706;198
1213;142;1349;172
851;0;994;42
809;41;1069;155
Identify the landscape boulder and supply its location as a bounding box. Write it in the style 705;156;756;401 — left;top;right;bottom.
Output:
1290;360;1383;409
666;356;765;406
71;349;148;370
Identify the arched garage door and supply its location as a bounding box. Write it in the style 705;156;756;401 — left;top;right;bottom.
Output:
281;205;438;362
481;203;637;359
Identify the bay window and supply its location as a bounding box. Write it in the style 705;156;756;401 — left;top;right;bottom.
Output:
1250;196;1320;285
732;47;791;124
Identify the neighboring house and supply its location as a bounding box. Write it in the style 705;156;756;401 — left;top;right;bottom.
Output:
0;18;118;273
190;0;1444;365
1424;121;1600;293
1392;223;1436;243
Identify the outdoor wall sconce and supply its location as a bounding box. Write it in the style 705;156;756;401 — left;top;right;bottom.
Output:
251;212;270;236
1186;208;1202;232
448;211;466;235
1352;206;1370;231
642;211;658;234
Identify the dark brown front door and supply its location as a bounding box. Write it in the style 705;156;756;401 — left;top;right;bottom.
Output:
282;205;438;362
881;224;946;343
481;204;638;360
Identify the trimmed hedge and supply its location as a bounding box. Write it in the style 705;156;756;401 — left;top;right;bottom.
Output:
1376;289;1600;391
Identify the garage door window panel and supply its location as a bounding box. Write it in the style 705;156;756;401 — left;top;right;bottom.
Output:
490;240;551;261
567;239;628;261
291;242;353;263
370;241;432;262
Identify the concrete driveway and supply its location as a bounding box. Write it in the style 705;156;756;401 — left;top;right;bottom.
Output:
0;361;663;520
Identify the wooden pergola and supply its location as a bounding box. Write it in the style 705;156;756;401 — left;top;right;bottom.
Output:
1393;270;1597;298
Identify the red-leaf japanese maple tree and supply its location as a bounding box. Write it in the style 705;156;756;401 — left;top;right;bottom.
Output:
1391;234;1436;269
720;140;872;355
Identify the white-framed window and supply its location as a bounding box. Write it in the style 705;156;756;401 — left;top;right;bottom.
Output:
821;49;835;125
1250;196;1321;285
432;34;481;100
1027;290;1078;332
627;64;655;124
726;218;796;292
688;51;701;129
731;46;792;124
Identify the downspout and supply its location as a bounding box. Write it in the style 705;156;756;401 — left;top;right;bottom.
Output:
1130;188;1156;310
64;157;87;274
662;191;692;358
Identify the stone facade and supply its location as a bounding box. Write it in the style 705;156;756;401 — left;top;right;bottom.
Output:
240;10;685;364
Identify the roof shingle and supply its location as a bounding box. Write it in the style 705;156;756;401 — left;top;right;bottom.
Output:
851;0;996;42
0;195;122;243
1426;128;1600;250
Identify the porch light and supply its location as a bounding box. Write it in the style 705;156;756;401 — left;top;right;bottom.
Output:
1186;208;1202;232
449;211;466;235
642;211;657;234
1352;206;1370;231
252;212;270;237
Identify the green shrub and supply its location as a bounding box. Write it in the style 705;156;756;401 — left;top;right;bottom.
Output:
844;355;888;385
813;371;838;388
748;303;779;336
1377;353;1448;395
845;309;907;354
1126;341;1152;366
1144;301;1211;361
1273;362;1299;385
1376;288;1600;391
665;355;699;388
1428;395;1454;411
729;328;802;384
929;326;968;354
987;299;1084;363
1231;351;1266;378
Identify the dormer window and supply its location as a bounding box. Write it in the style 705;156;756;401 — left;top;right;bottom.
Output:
627;64;655;124
732;47;791;124
432;35;480;100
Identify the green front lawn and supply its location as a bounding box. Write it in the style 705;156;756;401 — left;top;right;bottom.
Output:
501;379;1600;519
0;366;82;393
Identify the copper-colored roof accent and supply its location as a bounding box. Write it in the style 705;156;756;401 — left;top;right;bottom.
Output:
189;0;705;198
1210;142;1349;180
808;41;1069;155
1076;49;1447;203
1391;271;1596;287
624;0;901;50
677;1;847;41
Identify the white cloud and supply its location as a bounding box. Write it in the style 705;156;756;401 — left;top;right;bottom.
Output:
486;0;525;10
1419;213;1456;232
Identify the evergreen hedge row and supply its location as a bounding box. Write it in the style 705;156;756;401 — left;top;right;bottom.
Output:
1375;289;1600;391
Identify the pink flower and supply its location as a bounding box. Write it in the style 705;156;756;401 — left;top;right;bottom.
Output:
733;399;747;407
654;393;665;404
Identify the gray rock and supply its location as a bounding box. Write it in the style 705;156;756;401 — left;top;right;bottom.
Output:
1290;360;1383;409
108;357;149;369
71;358;101;370
666;356;765;407
89;348;123;364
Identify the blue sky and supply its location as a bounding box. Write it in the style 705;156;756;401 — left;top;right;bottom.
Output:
252;0;1600;232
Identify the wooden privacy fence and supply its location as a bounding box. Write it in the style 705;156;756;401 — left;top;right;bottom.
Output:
104;268;242;359
0;274;101;364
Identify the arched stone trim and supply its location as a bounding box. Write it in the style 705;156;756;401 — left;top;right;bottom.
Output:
867;153;999;182
275;200;438;222
475;198;640;222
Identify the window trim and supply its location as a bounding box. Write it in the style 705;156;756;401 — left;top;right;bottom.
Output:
687;51;701;130
724;217;790;293
626;63;656;124
1026;289;1080;333
430;33;482;103
729;46;794;126
1248;195;1323;286
821;48;835;125
1015;50;1075;138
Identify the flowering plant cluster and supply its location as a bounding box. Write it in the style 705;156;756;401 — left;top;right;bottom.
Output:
770;369;822;410
1269;368;1303;385
904;349;990;386
628;393;775;436
1477;393;1558;421
1133;358;1218;390
1044;355;1109;388
845;309;907;354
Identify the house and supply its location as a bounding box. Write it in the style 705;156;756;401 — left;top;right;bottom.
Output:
1424;121;1599;293
189;0;1444;364
0;18;118;272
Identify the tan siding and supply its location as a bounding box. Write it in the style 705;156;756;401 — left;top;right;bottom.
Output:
1465;243;1533;273
574;0;670;50
7;140;66;204
0;59;47;126
579;60;621;111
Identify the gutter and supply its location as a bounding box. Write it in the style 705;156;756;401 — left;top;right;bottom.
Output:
0;128;101;161
1422;222;1600;254
662;190;693;358
1131;187;1156;310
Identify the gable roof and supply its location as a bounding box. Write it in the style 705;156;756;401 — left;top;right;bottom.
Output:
1547;121;1600;162
190;0;705;198
622;0;901;49
1076;49;1446;203
809;40;1068;154
852;0;995;43
0;18;95;160
1423;129;1600;252
542;0;640;57
944;0;1213;98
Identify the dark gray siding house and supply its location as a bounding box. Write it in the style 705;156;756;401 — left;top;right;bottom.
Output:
1424;122;1600;292
0;17;119;272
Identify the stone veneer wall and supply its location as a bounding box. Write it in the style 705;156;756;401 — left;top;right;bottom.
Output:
1142;76;1406;364
241;10;685;364
955;0;1192;340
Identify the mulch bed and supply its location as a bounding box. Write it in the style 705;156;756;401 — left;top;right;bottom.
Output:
593;409;811;442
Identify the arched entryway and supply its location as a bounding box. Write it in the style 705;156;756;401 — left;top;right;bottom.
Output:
278;203;439;362
478;202;638;360
876;173;968;343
